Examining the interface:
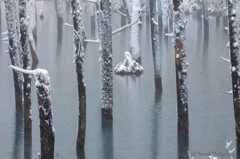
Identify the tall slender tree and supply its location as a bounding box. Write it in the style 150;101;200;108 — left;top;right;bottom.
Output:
99;0;113;121
71;0;87;149
150;0;162;91
4;0;23;112
173;0;189;135
227;0;240;140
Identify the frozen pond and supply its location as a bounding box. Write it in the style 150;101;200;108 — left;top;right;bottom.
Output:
0;1;236;159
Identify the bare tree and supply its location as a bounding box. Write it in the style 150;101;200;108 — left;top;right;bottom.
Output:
4;0;23;112
173;0;189;135
71;0;86;149
150;0;162;91
227;0;240;140
9;65;55;159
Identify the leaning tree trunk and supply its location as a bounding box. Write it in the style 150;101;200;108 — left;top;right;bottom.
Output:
150;0;162;91
173;0;189;136
4;0;23;112
130;0;141;63
99;0;113;121
19;0;32;140
228;0;240;140
71;0;86;150
9;66;55;159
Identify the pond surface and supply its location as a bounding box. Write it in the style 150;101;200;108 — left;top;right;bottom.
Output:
0;1;236;159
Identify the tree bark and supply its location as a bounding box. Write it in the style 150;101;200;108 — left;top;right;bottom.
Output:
228;0;240;140
150;0;162;91
99;0;113;121
19;0;32;143
130;0;141;63
71;0;86;150
173;0;189;136
4;0;23;112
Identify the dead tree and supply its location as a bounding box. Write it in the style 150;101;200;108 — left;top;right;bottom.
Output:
150;0;162;91
71;0;86;150
4;0;23;112
227;0;240;140
99;0;113;121
173;0;189;136
19;0;32;142
9;65;55;159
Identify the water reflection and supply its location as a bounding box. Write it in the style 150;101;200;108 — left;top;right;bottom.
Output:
203;19;209;55
77;149;85;159
151;92;162;159
102;121;114;159
178;134;189;159
12;111;23;159
24;136;32;159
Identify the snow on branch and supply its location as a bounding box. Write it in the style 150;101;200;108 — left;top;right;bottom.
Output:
165;32;174;37
222;90;232;95
117;10;126;17
2;31;8;35
9;65;35;75
84;0;98;4
224;27;228;31
220;56;230;63
84;39;99;44
112;18;139;35
64;23;73;27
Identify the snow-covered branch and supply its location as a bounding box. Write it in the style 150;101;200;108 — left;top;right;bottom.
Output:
116;10;126;17
84;0;98;4
222;90;232;95
84;39;99;44
64;23;73;27
112;18;139;35
9;65;35;75
165;32;174;37
220;56;230;62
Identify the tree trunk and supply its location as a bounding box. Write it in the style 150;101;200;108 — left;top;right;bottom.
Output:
30;0;37;43
150;0;162;91
99;0;113;121
173;0;189;136
130;0;141;63
55;0;63;29
162;0;169;32
71;0;86;150
202;0;208;20
19;0;32;142
4;0;23;112
228;0;240;140
122;0;131;24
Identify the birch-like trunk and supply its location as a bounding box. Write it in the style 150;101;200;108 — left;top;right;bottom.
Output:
122;0;131;23
150;0;162;91
71;0;86;150
228;0;240;140
173;0;189;136
130;0;141;63
4;0;23;112
55;0;63;27
99;0;113;121
19;0;32;142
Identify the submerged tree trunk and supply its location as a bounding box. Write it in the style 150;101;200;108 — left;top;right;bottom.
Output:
150;0;162;91
228;0;240;140
99;0;113;121
19;0;32;141
9;66;55;159
4;0;23;112
71;0;86;150
130;0;141;63
173;0;189;136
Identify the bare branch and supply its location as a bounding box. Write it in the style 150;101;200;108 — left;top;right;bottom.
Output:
112;18;139;35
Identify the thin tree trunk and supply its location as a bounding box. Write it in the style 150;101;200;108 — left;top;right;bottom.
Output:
130;0;141;63
4;0;23;112
228;0;240;140
71;0;86;150
150;0;162;91
122;0;131;24
162;0;169;32
30;0;37;43
173;0;189;136
55;0;63;28
99;0;113;121
19;0;32;143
